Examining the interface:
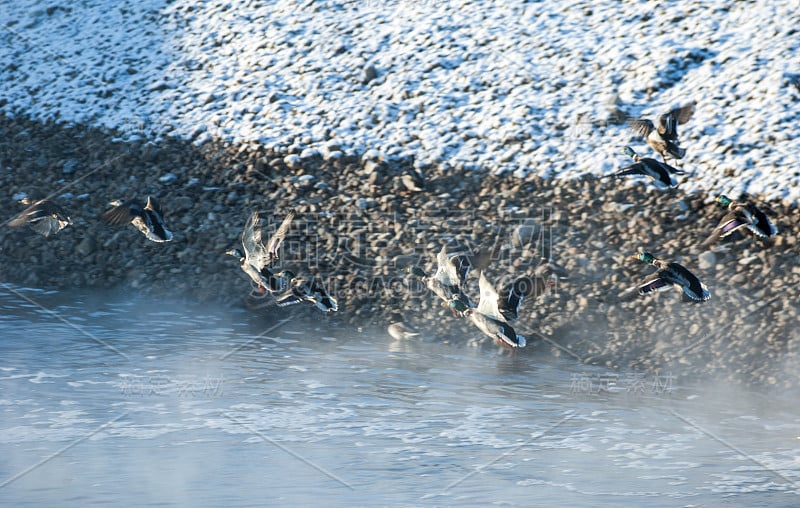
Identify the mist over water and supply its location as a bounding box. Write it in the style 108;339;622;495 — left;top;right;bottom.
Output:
1;285;798;507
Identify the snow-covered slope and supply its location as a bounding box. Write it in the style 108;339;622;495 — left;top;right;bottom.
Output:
2;0;798;201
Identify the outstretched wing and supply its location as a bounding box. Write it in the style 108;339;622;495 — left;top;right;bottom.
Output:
309;278;338;312
745;204;777;238
476;272;503;320
614;163;648;178
265;209;295;262
241;211;269;269
9;200;68;226
497;277;531;321
449;254;471;287
629;118;655;138
717;212;750;238
659;101;695;139
100;199;142;226
274;290;304;307
144;195;164;216
672;101;696;125
637;277;672;296
433;245;460;288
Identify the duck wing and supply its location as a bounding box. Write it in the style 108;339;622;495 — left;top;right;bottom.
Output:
497;277;532;321
658;159;685;175
265;209;295;262
450;254;473;287
614;162;650;178
665;263;710;301
240;211;271;270
144;195;164;216
476;272;504;321
294;277;338;312
718;211;751;238
658;101;696;139
9;200;70;236
100;199;143;226
615;161;676;187
142;196;172;242
433;245;460;288
745;203;777;238
140;215;173;242
637;276;673;296
274;288;305;307
674;101;696;124
640;159;678;187
629;118;655;138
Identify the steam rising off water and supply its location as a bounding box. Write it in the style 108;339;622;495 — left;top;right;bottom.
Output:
1;286;798;506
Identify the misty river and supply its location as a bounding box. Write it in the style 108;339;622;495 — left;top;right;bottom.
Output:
1;285;798;506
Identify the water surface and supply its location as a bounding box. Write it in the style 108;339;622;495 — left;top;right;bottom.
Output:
1;285;798;507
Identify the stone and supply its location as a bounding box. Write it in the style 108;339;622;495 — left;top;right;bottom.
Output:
697;251;716;271
362;64;378;85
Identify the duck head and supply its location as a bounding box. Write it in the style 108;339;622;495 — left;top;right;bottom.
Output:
225;248;245;261
448;298;470;317
632;251;657;265
715;194;733;208
621;146;638;160
406;266;427;278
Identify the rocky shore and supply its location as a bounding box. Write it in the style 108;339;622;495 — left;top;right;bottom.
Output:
1;113;798;388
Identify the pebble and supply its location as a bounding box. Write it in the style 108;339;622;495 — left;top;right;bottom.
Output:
697;251;716;271
159;172;178;184
284;154;302;169
62;159;80;174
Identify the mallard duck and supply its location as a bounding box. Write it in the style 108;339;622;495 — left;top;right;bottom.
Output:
7;198;71;237
631;251;710;302
227;210;295;294
704;194;778;245
406;245;473;309
273;270;338;312
100;195;172;242
629;101;695;163
612;146;684;189
460;272;526;348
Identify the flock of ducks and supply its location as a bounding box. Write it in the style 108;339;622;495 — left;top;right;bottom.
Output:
4;100;783;349
4;195;339;313
612;101;778;304
7;195;172;241
406;246;566;348
400;100;780;349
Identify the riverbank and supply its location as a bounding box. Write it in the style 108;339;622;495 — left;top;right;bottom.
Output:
1;113;798;388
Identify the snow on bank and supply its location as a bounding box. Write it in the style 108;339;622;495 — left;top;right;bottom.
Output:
1;0;798;201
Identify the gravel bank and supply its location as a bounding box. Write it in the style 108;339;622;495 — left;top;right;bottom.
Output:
1;114;798;388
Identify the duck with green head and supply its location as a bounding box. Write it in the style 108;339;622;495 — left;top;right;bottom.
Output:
704;194;778;246
631;251;710;302
612;146;685;189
